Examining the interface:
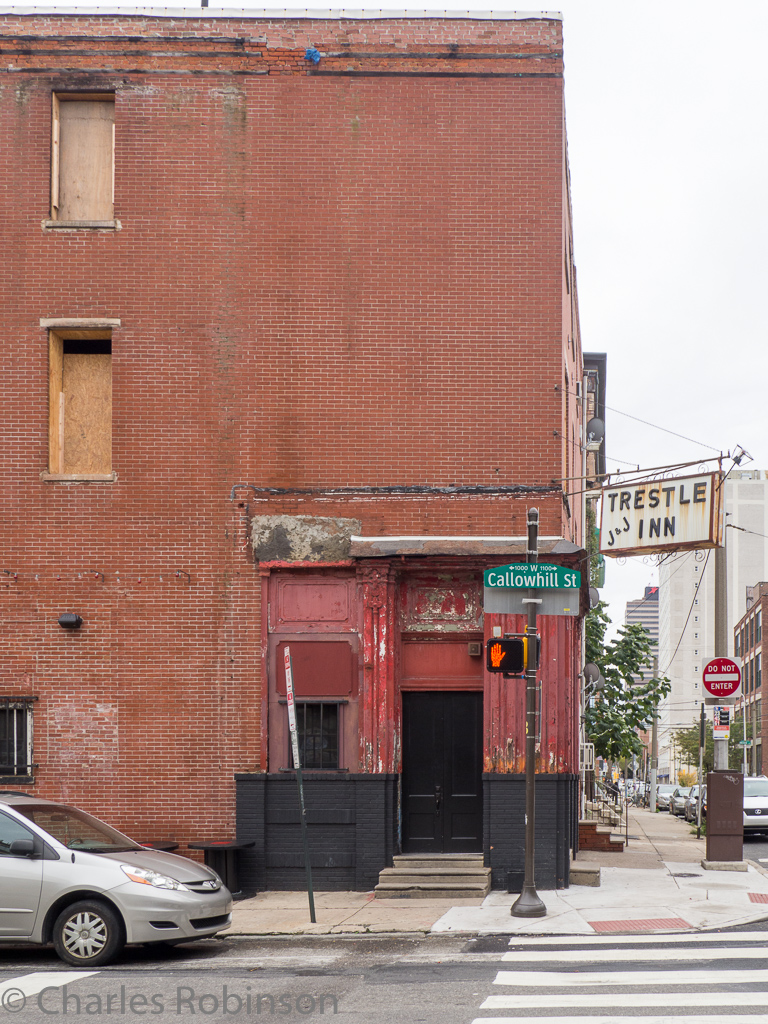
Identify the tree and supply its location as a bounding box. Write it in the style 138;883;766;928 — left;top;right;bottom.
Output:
585;601;671;762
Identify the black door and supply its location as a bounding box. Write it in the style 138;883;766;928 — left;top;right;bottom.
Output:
401;691;483;853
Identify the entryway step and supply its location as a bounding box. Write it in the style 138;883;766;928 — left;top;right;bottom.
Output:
378;869;488;885
375;884;489;899
393;854;484;869
578;819;625;853
374;853;491;899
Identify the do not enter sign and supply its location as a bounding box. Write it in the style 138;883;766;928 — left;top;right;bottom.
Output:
702;657;742;701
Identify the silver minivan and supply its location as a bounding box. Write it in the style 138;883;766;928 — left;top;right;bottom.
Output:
0;792;232;966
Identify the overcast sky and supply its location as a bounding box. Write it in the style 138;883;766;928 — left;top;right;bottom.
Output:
8;0;767;631
553;0;768;630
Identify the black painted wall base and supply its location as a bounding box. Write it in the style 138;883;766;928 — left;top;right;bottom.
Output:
483;773;579;891
235;772;578;892
235;773;398;892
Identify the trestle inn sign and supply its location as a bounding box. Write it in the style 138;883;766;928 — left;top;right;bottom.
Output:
600;471;724;557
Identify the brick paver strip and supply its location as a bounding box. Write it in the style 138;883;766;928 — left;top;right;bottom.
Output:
589;917;691;933
748;892;768;903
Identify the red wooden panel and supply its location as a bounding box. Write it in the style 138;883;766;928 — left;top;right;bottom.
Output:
278;581;350;624
277;640;355;696
401;641;483;691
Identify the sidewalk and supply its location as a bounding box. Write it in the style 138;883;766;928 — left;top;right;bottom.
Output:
229;807;768;937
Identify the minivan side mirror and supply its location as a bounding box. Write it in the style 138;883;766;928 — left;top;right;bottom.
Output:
9;839;36;857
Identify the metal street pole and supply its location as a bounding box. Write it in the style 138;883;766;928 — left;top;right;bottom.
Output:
752;699;757;777
713;544;729;771
706;509;743;864
650;656;658;811
697;702;704;839
742;694;748;775
511;507;546;918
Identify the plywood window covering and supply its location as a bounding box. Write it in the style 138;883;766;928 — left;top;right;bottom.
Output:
48;330;112;477
52;93;115;222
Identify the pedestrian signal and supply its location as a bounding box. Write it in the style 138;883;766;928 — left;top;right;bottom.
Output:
486;637;524;674
486;636;540;675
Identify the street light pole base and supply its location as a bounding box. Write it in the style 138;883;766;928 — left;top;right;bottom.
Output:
511;885;547;918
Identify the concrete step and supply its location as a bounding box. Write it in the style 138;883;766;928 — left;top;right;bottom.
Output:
570;863;601;887
392;854;484;868
377;868;491;886
374;881;490;899
375;853;491;899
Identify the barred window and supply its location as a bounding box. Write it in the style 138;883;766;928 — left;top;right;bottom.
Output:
0;698;35;780
292;703;340;770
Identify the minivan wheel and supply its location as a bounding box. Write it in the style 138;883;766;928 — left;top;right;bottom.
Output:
53;900;124;967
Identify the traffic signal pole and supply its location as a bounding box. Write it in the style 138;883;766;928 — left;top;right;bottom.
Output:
511;508;547;918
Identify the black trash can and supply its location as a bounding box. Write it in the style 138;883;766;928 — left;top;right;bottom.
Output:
187;840;255;895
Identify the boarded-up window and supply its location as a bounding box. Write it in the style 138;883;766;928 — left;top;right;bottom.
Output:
49;331;112;476
52;94;115;221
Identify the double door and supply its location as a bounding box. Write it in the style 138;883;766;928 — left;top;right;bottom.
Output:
401;691;483;853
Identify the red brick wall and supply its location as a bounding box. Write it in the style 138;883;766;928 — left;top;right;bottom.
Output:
0;13;580;842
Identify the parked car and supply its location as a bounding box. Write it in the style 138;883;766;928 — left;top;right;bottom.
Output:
655;784;676;810
743;776;768;833
684;785;703;822
0;792;232;966
668;786;691;816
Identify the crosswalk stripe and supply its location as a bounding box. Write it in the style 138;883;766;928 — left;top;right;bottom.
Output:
502;945;768;962
506;931;768;945
481;991;768;1009
473;1017;768;1024
493;967;768;986
0;972;98;1006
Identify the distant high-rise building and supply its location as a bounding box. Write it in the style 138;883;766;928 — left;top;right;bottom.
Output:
626;586;659;651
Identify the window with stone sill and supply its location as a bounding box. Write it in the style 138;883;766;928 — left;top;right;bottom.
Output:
44;323;118;481
50;93;115;227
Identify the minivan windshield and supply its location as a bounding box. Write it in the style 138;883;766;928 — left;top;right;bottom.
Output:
744;780;768;798
14;804;143;853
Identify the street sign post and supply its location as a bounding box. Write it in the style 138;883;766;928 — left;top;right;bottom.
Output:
283;646;316;923
482;547;583;920
702;657;742;704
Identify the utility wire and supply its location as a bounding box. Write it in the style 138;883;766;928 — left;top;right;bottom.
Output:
559;384;724;454
604;404;722;453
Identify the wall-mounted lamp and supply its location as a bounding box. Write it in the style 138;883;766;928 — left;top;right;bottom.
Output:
58;613;83;629
584;417;605;452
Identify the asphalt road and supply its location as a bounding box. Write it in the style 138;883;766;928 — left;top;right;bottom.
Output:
743;830;768;866
3;929;768;1022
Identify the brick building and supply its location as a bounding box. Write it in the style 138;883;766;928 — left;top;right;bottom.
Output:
0;9;586;890
734;583;765;775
